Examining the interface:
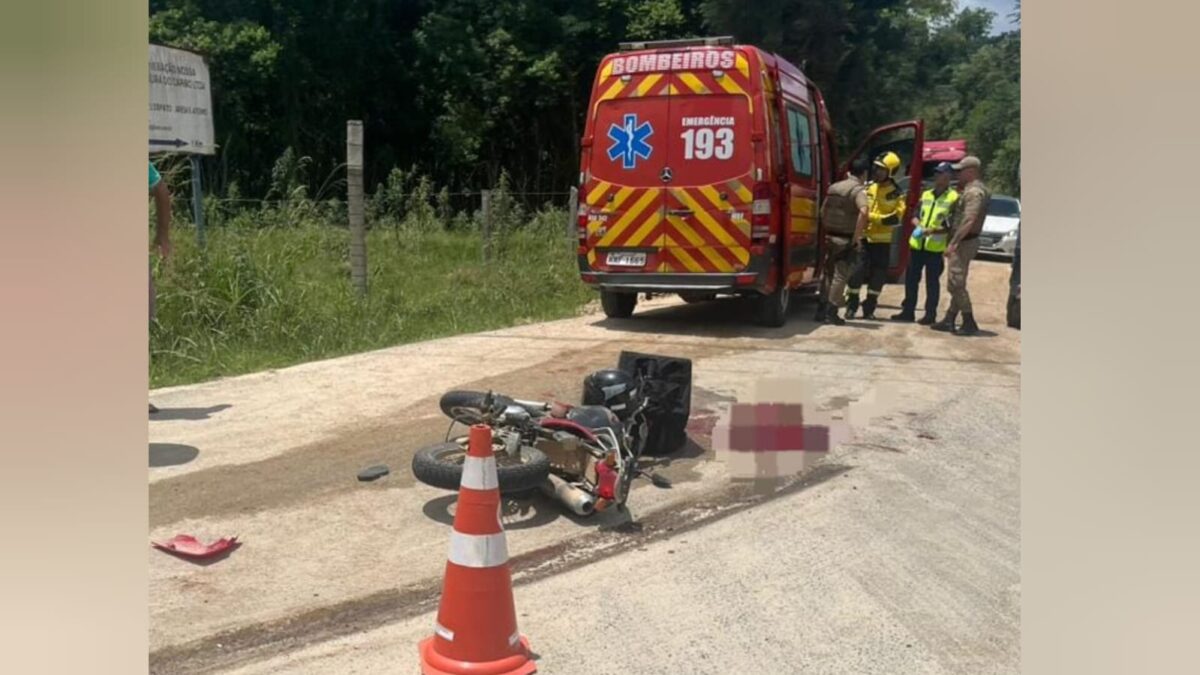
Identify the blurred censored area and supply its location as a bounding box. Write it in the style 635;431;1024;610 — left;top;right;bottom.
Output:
713;377;899;483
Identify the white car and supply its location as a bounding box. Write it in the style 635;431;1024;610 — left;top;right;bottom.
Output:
978;195;1021;258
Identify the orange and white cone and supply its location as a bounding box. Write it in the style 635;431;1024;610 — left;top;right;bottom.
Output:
419;424;536;675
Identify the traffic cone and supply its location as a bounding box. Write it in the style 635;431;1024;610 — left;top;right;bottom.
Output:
419;424;536;675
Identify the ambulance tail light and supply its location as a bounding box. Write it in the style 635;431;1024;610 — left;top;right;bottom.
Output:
751;183;773;243
577;205;589;247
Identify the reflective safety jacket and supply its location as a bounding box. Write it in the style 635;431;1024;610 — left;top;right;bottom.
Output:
866;180;906;244
909;187;959;252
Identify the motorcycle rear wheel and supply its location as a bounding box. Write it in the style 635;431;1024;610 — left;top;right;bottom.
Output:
411;440;550;494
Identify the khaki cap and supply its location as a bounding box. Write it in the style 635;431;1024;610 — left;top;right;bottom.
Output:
951;155;981;170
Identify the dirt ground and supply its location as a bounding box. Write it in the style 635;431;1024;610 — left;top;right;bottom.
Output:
149;260;1020;674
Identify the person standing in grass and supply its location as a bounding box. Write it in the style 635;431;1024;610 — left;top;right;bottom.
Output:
149;160;172;414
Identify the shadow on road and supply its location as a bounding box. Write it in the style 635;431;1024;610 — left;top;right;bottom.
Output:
590;294;827;340
150;443;200;468
421;493;562;530
150;404;233;422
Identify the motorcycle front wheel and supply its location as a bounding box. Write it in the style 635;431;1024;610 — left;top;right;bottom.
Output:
411;439;550;494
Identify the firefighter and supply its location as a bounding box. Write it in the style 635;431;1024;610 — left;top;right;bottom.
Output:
933;155;991;336
815;157;871;325
845;151;906;319
892;162;959;324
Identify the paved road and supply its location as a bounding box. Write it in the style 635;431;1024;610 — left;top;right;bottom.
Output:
149;261;1020;674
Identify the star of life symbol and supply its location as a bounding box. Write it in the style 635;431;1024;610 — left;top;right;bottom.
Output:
607;113;653;170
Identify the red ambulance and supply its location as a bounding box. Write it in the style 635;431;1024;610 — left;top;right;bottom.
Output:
575;37;925;326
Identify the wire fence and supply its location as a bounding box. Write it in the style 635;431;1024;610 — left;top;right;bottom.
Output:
169;186;582;261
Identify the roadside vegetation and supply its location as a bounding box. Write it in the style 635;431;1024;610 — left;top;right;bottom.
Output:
148;0;1021;386
150;166;591;388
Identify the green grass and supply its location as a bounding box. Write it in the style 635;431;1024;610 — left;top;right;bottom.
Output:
150;211;593;388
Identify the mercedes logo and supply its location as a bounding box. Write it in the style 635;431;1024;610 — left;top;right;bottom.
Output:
660;167;673;183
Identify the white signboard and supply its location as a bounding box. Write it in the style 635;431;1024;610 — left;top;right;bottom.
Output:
149;44;215;155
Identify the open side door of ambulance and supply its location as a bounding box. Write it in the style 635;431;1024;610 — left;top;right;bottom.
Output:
769;57;824;293
840;120;925;283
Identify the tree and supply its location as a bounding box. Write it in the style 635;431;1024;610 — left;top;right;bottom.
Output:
149;0;1020;200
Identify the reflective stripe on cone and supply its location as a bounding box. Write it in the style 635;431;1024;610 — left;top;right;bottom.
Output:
461;455;499;491
448;531;509;568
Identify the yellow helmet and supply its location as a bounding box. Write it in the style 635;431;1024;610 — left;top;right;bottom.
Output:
873;151;902;176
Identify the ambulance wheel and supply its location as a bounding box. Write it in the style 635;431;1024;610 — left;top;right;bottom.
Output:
600;291;637;319
755;285;790;328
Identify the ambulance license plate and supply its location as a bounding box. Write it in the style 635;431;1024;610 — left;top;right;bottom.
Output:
606;252;646;267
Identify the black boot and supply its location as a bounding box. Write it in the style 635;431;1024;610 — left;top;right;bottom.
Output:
861;296;878;320
891;309;916;322
917;311;937;326
844;295;859;319
827;304;846;326
931;311;958;332
813;300;828;323
957;312;980;336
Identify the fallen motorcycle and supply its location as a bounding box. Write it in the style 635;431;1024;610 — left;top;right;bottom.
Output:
412;355;692;516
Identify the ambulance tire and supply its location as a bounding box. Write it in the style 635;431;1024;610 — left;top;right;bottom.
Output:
755;285;790;328
601;291;638;319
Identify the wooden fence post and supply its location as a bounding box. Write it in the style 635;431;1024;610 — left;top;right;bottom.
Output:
481;189;492;263
567;186;579;252
347;120;367;295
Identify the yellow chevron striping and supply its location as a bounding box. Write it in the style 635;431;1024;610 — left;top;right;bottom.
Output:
598;189;657;246
604;186;636;212
697;184;727;212
726;179;753;204
666;215;733;272
735;54;750;79
678;72;709;95
586;181;612;206
636;73;663;97
675;190;749;265
622;208;663;248
662;234;706;273
597;78;626;104
717;76;745;97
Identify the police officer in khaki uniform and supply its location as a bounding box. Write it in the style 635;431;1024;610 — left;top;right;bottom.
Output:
933;155;991;336
815;157;871;325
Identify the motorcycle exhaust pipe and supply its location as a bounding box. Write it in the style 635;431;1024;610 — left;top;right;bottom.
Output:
539;474;596;516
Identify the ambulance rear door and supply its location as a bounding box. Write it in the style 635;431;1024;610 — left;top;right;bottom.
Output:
840;120;926;280
580;61;672;276
657;48;758;277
